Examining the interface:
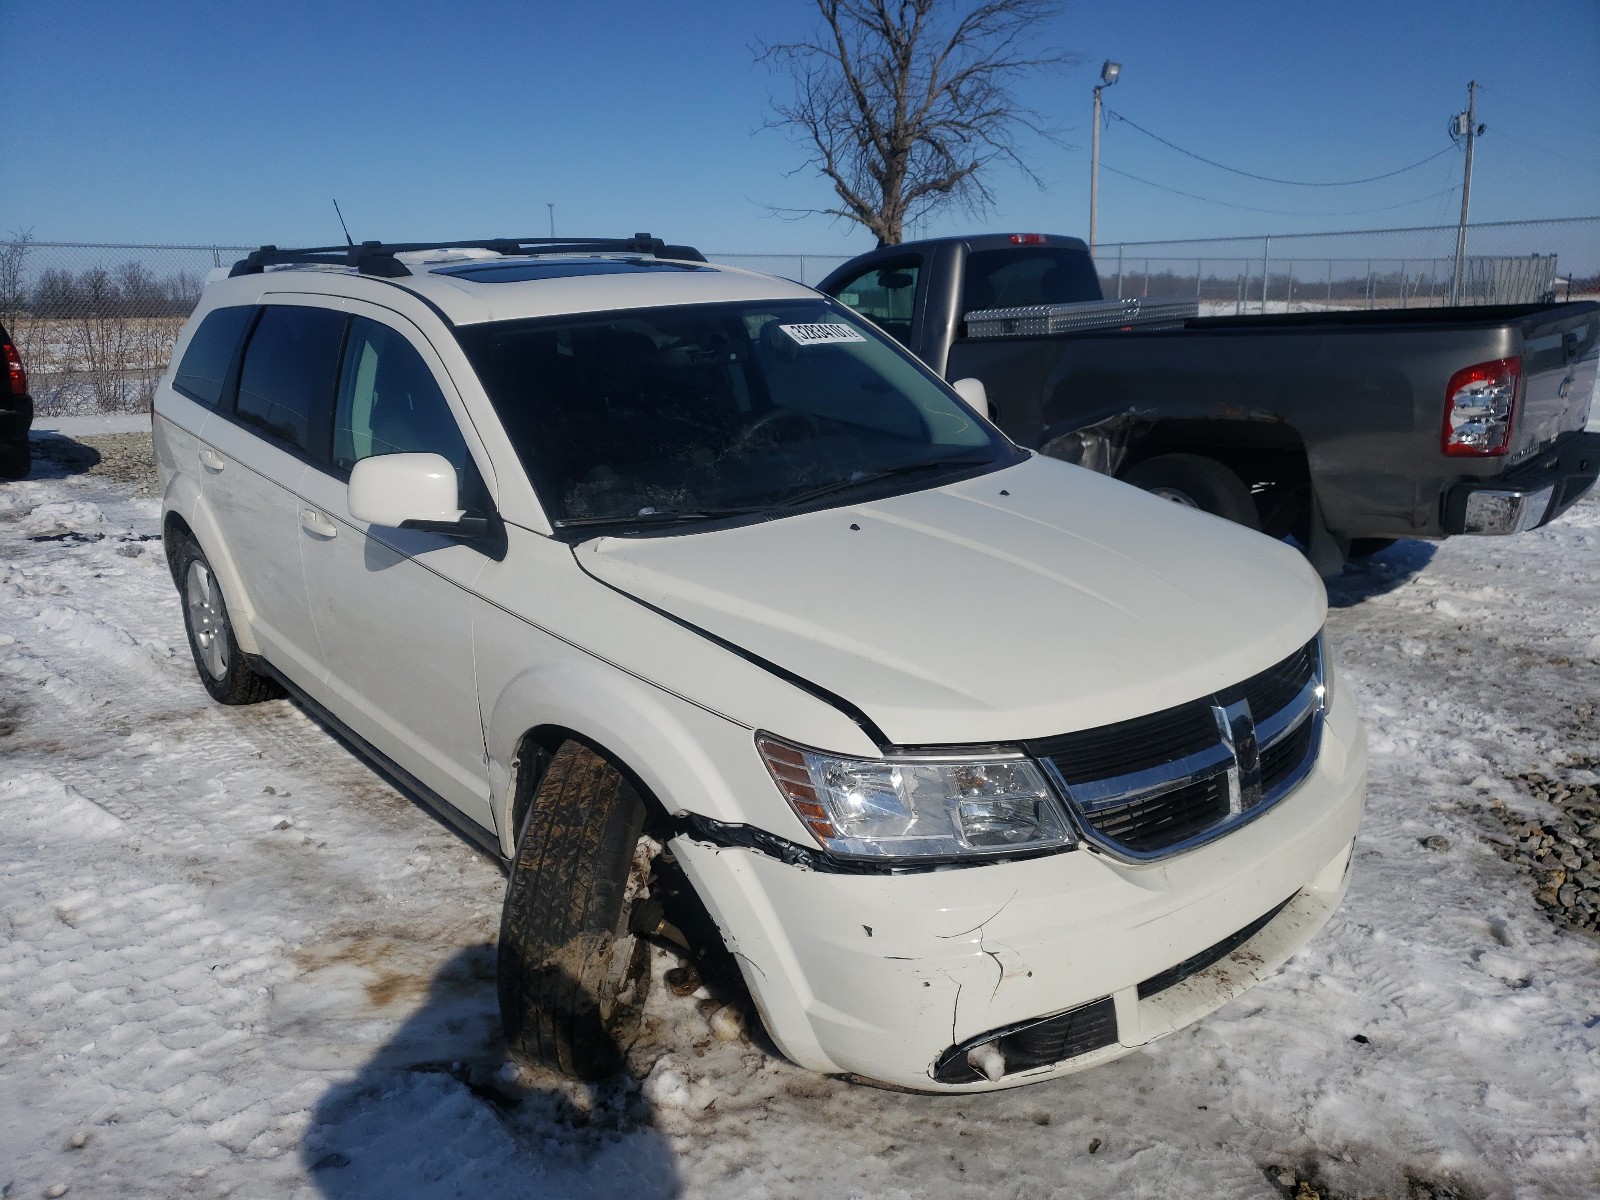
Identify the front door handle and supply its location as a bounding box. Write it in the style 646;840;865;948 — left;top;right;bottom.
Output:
199;447;226;472
300;508;338;539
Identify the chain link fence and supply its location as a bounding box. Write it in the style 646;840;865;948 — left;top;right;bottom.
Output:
4;223;1594;416
1094;216;1600;315
0;241;249;416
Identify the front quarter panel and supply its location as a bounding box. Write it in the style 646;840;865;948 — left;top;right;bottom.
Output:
474;525;878;855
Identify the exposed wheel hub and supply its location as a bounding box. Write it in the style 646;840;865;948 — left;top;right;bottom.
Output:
185;561;230;679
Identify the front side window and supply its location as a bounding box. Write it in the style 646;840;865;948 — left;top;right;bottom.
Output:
172;305;254;407
456;299;1018;531
331;317;483;507
234;305;346;454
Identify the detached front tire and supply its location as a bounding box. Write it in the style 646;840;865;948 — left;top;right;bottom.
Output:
1122;453;1261;530
176;538;281;705
498;741;653;1080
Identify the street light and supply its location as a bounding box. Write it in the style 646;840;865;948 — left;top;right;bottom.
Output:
1090;60;1121;252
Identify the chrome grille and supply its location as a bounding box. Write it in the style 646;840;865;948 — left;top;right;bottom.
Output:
1028;637;1326;860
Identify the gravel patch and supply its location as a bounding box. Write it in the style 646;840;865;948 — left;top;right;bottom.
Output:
1491;758;1600;936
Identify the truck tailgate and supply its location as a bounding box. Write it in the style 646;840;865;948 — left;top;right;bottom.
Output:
1513;305;1599;460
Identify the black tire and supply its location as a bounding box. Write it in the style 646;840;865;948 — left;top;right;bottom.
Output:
498;741;652;1080
175;538;282;705
1122;454;1261;530
1347;537;1398;559
0;439;28;480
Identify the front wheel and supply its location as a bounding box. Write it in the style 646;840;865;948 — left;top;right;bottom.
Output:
1122;454;1261;530
176;539;281;705
498;741;653;1080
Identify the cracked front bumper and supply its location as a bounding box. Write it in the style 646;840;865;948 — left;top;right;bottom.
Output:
671;686;1366;1092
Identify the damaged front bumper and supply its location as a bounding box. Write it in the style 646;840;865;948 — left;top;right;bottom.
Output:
670;686;1367;1092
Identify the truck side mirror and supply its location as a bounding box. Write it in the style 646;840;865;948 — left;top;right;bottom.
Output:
951;377;992;419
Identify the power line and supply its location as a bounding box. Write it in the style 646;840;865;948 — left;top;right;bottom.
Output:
1491;128;1600;180
1103;108;1455;186
1099;162;1461;216
1476;84;1566;124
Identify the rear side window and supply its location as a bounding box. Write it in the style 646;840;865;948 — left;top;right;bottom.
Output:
235;305;347;454
172;306;255;407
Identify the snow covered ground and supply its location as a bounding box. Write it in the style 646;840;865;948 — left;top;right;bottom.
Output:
2;434;1597;1200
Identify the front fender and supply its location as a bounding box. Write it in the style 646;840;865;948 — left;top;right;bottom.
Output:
482;653;818;859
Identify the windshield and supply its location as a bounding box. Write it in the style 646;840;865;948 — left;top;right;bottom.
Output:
455;299;1019;530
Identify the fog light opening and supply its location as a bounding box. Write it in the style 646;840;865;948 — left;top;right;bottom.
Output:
932;996;1119;1084
966;1041;1006;1082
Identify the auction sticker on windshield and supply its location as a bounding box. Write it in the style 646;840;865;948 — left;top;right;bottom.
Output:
780;323;867;346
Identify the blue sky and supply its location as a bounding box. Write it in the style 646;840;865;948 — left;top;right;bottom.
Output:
5;0;1597;257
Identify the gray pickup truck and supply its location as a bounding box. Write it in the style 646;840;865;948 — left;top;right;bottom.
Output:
818;234;1600;573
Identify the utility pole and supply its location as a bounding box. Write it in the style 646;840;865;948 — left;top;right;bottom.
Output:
547;203;555;238
1089;60;1120;252
1449;81;1482;306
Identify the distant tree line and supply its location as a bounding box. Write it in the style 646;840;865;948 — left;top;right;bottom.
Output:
6;261;202;324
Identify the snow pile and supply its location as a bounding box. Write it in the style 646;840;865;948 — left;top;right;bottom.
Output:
19;500;107;538
0;458;1596;1198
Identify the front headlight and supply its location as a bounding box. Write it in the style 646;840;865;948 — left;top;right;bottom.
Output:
756;734;1075;860
1315;630;1333;708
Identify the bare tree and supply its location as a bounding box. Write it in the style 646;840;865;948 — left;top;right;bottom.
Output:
758;0;1076;245
0;229;32;330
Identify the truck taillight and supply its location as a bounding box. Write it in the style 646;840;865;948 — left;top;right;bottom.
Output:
3;340;25;396
1008;234;1047;245
1441;356;1519;457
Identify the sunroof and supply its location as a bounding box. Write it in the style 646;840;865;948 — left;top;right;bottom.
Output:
431;257;710;283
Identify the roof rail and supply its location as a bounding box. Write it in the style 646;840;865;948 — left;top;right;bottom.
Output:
228;233;706;278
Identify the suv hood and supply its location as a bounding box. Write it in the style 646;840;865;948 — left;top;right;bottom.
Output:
577;456;1325;747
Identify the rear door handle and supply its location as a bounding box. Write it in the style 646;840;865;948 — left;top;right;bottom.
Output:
199;447;226;471
299;508;338;539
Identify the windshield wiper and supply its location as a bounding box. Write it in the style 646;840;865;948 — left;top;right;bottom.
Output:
556;505;770;530
778;456;996;508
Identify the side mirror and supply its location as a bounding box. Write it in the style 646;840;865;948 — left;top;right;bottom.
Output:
349;452;484;535
879;270;915;290
951;377;992;419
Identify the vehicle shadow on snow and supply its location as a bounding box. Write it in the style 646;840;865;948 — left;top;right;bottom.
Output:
301;946;682;1199
1324;539;1437;608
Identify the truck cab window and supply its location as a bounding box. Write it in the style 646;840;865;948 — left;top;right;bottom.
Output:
829;260;921;345
962;249;1103;312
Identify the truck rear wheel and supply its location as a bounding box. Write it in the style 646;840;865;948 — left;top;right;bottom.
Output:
1123;454;1261;530
498;741;653;1080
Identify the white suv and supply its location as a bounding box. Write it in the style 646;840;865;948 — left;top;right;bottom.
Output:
153;235;1366;1092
